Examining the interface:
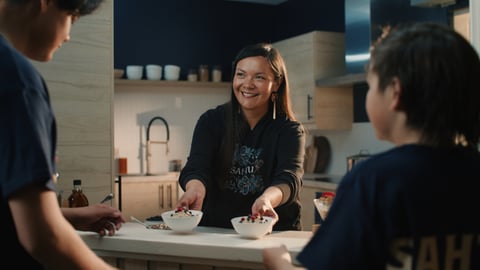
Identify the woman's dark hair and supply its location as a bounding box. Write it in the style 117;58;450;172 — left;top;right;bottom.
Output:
217;43;296;187
369;22;480;149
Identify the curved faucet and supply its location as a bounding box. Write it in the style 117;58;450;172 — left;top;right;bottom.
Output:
146;116;170;175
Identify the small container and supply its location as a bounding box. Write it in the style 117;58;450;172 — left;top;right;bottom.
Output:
118;157;127;174
199;64;209;82
212;65;222;82
187;69;198;82
68;179;89;208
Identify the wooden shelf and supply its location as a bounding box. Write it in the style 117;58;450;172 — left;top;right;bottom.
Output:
115;79;230;89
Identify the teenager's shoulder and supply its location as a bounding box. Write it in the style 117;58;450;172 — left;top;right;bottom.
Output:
0;35;43;93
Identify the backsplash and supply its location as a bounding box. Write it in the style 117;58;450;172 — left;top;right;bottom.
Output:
114;84;230;175
114;84;392;178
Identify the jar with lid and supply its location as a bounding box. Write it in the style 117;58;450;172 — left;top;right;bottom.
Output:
187;68;198;82
212;65;222;82
199;64;209;82
68;179;89;207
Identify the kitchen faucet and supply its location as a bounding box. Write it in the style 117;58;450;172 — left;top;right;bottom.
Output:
146;116;170;175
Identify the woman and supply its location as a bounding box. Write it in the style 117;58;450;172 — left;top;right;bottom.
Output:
176;43;306;231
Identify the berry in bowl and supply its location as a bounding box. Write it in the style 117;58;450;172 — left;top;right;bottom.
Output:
161;207;203;233
230;214;274;239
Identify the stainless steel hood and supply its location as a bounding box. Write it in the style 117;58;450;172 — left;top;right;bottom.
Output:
317;0;451;87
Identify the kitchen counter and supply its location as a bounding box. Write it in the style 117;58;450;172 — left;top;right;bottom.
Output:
80;222;312;269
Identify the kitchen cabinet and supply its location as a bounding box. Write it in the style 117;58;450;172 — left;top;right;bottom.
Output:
116;173;180;221
300;179;338;231
273;31;348;130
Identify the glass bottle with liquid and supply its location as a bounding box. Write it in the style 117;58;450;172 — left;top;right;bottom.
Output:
68;179;89;207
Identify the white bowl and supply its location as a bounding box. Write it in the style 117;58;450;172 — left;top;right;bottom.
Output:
126;65;143;80
313;198;332;221
164;65;181;81
146;64;162;80
231;215;274;239
161;209;203;232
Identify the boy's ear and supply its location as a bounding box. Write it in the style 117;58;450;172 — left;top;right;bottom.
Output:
389;77;402;111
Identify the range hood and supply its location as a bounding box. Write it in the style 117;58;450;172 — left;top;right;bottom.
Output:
317;0;451;87
411;0;456;7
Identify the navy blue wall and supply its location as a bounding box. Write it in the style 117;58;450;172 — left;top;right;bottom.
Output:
114;0;344;81
114;0;468;123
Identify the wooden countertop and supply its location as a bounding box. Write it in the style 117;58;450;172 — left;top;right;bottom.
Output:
79;222;312;268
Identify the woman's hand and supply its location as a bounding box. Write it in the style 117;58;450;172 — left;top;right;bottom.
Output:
176;179;206;210
252;186;282;227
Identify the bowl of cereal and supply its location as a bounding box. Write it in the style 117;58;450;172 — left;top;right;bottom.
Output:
161;207;203;232
231;214;274;239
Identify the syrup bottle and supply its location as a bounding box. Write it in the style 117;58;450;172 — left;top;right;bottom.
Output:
68;179;89;207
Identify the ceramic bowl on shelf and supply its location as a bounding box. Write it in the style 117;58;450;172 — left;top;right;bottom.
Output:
161;208;203;233
230;215;274;239
126;65;143;80
146;64;162;80
164;65;180;81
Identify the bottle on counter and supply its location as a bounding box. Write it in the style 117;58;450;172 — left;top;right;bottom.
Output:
68;179;89;207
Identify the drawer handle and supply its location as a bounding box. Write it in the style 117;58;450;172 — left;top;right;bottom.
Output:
159;185;164;208
307;94;313;120
167;184;172;208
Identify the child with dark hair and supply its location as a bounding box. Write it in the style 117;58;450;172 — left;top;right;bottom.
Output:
1;0;124;269
263;22;480;270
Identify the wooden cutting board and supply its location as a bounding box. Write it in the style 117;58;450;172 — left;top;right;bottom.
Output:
304;144;318;174
314;136;331;174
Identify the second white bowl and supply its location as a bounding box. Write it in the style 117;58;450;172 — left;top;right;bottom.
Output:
231;215;274;239
161;209;203;232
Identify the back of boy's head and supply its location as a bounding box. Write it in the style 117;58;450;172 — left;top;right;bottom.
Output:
369;22;480;149
5;0;103;15
56;0;104;16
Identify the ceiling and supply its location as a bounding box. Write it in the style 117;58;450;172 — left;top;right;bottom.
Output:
225;0;288;5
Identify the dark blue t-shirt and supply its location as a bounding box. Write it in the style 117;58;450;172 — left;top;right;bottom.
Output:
297;144;480;270
1;34;57;269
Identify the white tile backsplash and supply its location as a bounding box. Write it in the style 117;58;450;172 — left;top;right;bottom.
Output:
115;88;392;178
114;86;230;174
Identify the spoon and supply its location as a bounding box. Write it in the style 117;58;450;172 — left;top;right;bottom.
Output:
100;193;114;204
130;216;150;228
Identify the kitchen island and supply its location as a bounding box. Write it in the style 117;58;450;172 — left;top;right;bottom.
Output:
79;222;312;270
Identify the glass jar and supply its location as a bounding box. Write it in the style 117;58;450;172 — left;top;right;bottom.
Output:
199;64;209;82
187;68;198;82
212;65;222;82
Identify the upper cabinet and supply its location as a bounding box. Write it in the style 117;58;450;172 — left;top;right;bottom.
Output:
273;31;352;130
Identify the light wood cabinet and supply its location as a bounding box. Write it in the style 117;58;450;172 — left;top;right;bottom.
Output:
116;173;180;221
273;31;348;130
